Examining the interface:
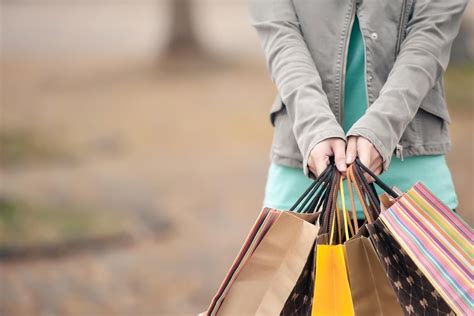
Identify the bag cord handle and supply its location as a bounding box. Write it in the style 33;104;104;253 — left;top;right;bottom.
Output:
355;158;399;199
289;164;335;213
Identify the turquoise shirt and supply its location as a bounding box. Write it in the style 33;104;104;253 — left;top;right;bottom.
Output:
264;17;458;217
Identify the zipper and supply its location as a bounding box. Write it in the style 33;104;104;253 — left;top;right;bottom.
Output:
395;144;404;161
359;12;370;110
394;0;408;160
395;0;408;56
338;0;357;125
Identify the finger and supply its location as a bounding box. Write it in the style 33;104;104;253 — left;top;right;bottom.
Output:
374;166;383;176
357;139;373;183
357;139;371;170
365;173;375;183
346;137;358;164
366;165;383;183
308;165;318;177
370;157;383;174
333;140;347;173
315;155;330;177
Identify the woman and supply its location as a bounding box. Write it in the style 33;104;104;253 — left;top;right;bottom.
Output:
249;0;467;216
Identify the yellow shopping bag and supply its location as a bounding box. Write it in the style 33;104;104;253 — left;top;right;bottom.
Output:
312;177;354;316
312;245;354;316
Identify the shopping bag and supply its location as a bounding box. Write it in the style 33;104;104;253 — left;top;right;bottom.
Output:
205;207;280;315
353;159;455;315
344;164;403;316
379;182;473;315
279;166;337;316
281;171;337;316
280;241;316;316
368;220;455;316
312;244;354;316
216;210;319;315
205;166;335;315
311;173;355;316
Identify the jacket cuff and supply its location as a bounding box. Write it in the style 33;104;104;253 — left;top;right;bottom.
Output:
302;128;346;178
346;127;393;171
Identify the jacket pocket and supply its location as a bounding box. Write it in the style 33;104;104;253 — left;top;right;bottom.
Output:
419;87;451;123
400;85;451;148
420;79;451;123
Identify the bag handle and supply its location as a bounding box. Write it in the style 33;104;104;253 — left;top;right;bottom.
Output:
320;170;340;236
328;177;354;245
324;171;355;244
341;177;356;237
355;158;399;199
289;168;326;212
353;162;382;218
339;177;350;242
346;165;361;233
289;164;334;213
347;164;375;224
302;167;334;214
328;173;342;244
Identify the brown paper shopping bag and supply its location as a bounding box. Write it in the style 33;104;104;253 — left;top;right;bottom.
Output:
345;234;403;316
205;207;280;315
217;210;320;315
204;166;336;315
344;165;403;316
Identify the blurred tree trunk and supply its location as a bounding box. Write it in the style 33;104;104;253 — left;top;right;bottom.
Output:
165;0;203;57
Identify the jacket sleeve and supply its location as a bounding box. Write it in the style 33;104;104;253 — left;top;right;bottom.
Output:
249;0;345;177
347;0;467;170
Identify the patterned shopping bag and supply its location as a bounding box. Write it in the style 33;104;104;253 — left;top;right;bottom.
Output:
379;182;473;315
352;159;456;315
368;220;455;316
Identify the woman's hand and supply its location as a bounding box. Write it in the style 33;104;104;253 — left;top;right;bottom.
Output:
308;138;347;177
345;136;383;182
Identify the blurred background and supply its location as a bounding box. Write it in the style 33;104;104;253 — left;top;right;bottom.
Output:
0;1;473;315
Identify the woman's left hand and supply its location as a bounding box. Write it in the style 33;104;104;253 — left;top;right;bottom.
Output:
345;136;383;181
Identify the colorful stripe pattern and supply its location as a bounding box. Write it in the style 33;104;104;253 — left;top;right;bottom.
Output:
380;182;473;315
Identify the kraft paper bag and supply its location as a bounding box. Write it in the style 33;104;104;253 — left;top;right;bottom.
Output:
216;211;320;315
345;230;403;316
280;240;316;315
205;207;280;315
343;165;403;316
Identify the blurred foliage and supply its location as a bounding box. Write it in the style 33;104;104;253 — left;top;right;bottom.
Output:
0;196;130;249
444;62;474;109
0;128;74;168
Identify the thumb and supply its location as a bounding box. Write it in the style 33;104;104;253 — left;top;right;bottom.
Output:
346;137;358;164
333;140;347;173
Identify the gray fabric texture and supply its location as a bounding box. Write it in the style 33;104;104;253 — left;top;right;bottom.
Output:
249;0;467;176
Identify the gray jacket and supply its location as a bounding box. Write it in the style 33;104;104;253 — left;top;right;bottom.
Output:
249;0;467;176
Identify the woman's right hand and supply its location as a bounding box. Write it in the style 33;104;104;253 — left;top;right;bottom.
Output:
307;138;347;177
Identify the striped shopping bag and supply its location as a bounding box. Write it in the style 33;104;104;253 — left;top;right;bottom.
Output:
379;182;473;315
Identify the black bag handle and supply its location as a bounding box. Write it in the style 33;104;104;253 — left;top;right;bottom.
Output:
301;167;335;213
289;166;331;212
289;164;335;213
353;162;382;218
320;170;341;236
355;158;399;199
